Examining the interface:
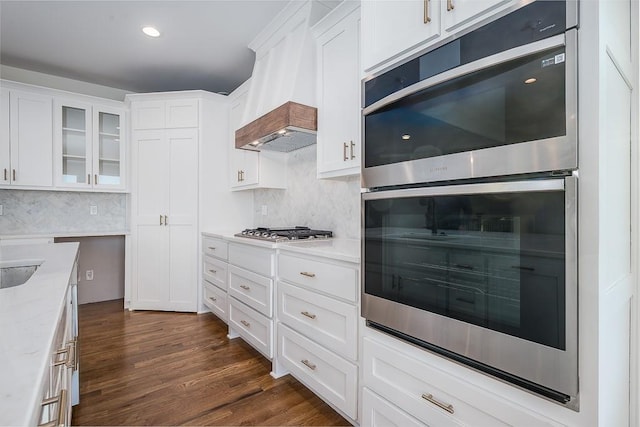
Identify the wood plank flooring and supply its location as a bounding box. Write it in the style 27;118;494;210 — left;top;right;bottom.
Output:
72;299;350;426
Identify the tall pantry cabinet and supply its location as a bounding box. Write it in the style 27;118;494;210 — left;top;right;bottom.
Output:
128;93;214;312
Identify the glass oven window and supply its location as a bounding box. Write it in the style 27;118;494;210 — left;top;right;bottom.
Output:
364;46;567;169
364;189;566;350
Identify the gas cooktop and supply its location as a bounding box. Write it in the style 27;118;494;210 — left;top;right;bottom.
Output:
235;226;333;242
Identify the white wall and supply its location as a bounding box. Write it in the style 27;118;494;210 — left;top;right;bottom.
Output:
252;144;360;239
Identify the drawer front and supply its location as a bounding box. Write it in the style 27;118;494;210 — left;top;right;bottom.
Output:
229;243;275;277
278;281;357;360
229;265;273;317
203;256;228;290
278;253;358;302
203;282;227;322
202;236;228;260
363;336;557;427
278;324;357;419
362;388;427;427
229;297;272;359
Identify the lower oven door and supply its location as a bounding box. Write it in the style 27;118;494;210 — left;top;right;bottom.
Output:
362;176;578;408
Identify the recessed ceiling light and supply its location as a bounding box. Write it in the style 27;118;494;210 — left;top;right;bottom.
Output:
142;26;161;38
524;77;537;84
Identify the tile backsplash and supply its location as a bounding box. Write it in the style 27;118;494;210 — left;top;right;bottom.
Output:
0;190;127;235
252;145;361;239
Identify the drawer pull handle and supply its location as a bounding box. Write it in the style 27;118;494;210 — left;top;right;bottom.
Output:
240;320;250;327
209;296;217;302
208;246;216;250
301;359;317;370
422;393;454;414
447;0;454;11
240;284;251;291
511;265;535;272
301;311;316;320
300;271;316;278
454;263;473;270
52;347;70;367
208;269;217;274
39;389;67;427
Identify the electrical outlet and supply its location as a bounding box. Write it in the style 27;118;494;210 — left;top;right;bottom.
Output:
90;205;98;215
86;270;94;281
261;205;268;216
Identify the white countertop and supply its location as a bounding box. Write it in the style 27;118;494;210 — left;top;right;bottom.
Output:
202;231;360;263
1;230;130;240
0;242;79;426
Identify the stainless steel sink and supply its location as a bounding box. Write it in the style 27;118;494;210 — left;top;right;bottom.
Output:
0;264;39;289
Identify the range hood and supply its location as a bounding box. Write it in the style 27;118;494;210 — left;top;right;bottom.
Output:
234;0;334;152
235;102;317;152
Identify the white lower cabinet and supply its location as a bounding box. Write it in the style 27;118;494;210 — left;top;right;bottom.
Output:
203;281;227;320
278;323;357;419
227;242;276;360
201;234;229;322
276;249;360;422
362;331;562;427
362;388;426;427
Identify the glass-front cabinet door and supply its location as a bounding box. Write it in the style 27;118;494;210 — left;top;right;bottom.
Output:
55;100;125;190
58;101;92;187
93;107;124;189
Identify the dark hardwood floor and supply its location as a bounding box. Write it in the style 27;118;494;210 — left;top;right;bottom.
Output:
72;299;350;426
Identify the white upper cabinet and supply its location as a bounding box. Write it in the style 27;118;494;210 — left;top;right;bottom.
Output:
361;0;515;74
131;99;199;130
54;99;125;190
1;88;54;187
314;2;361;179
228;80;286;191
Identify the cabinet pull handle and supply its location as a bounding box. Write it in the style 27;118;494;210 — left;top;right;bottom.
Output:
422;393;454;414
39;389;67;427
300;271;316;278
160;215;163;225
3;168;6;181
208;269;217;274
208;246;216;251
94;174;98;185
52;347;70;367
350;141;356;159
241;170;245;181
301;311;316;320
69;339;78;371
301;359;317;370
453;263;473;270
447;0;454;11
164;215;168;225
240;284;250;291
240;320;250;327
13;169;16;181
343;142;349;161
209;296;217;302
87;174;91;185
424;0;431;23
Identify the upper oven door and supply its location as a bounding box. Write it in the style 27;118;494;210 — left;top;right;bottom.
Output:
362;30;577;189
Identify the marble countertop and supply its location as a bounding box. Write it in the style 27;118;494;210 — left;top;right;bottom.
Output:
0;242;79;426
202;231;360;263
1;230;130;239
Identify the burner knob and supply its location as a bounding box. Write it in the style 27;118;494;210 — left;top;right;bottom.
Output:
261;232;270;238
270;233;278;239
241;230;249;235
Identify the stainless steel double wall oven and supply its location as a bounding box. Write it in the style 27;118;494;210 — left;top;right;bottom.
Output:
361;0;580;409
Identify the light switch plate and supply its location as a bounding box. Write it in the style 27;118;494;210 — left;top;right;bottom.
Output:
90;205;98;215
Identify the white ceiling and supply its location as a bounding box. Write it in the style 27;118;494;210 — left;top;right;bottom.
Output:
0;0;291;95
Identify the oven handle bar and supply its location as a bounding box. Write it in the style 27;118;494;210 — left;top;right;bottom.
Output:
362;178;565;201
363;32;567;116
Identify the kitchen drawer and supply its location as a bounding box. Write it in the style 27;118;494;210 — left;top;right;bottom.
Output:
278;253;358;302
203;255;227;290
229;265;273;317
363;336;558;427
202;236;228;261
277;281;357;360
278;323;357;419
203;282;227;322
229;297;272;359
362;388;426;427
229;243;275;277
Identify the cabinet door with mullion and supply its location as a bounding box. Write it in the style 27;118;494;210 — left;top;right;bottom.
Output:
93;106;125;190
54;99;93;189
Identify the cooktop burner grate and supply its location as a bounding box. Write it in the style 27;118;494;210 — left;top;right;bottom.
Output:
235;226;333;241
